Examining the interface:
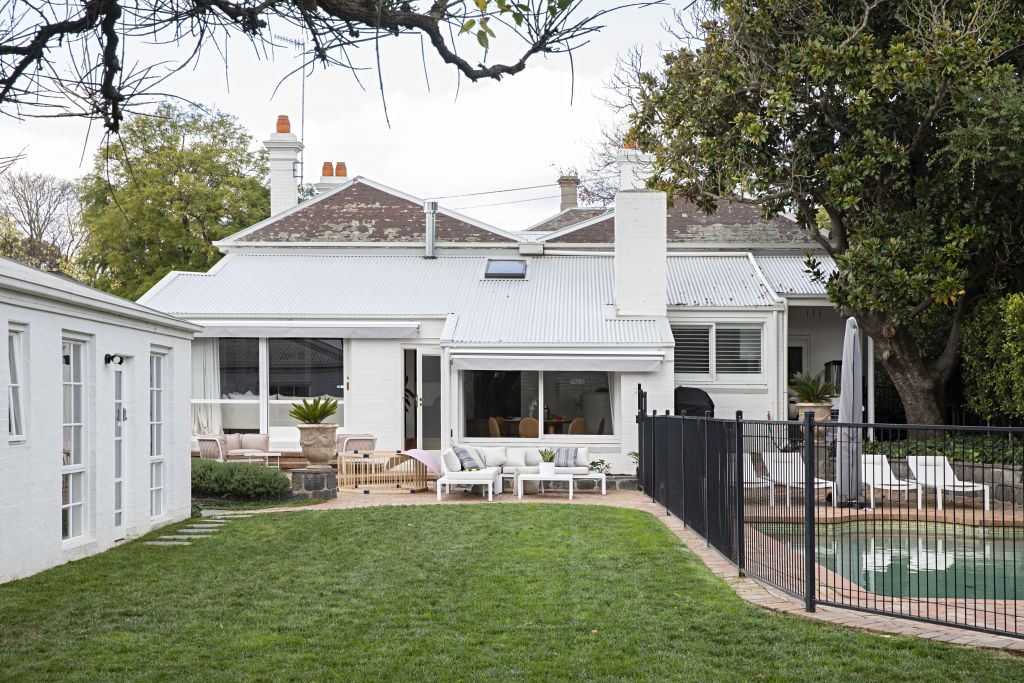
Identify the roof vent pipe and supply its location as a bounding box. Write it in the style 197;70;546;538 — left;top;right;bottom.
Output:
424;200;438;259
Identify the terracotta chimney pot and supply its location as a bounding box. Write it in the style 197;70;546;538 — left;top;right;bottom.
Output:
321;161;334;177
335;162;347;177
276;115;291;133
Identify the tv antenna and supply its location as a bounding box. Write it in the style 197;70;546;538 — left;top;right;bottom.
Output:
280;36;307;184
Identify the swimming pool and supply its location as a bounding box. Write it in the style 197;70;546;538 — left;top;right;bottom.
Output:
762;524;1024;600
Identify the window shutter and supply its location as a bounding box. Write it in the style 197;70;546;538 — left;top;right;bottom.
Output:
672;326;710;374
716;327;762;374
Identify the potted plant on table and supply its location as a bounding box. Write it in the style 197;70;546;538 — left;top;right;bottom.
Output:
289;397;339;468
538;448;557;476
789;370;836;423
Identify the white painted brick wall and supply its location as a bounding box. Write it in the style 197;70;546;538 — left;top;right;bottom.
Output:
614;190;667;317
0;297;192;583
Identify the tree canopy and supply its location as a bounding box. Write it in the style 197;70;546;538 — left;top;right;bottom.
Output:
630;0;1024;424
78;103;269;300
0;0;640;132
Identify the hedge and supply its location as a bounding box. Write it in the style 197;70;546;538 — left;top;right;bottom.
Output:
191;459;290;500
863;436;1024;466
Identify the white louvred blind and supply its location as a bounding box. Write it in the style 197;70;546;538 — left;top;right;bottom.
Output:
716;327;762;374
671;326;710;374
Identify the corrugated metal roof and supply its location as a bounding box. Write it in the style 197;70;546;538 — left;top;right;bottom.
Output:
449;257;670;345
666;256;777;307
141;254;673;346
755;255;835;295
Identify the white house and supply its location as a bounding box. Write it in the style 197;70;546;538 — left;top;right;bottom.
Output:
139;116;863;475
1;257;197;582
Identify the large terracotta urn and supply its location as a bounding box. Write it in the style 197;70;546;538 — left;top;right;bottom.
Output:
296;423;338;467
794;402;832;441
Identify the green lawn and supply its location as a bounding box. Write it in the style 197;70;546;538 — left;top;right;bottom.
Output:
1;505;1021;681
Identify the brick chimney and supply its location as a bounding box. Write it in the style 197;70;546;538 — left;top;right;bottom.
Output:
263;115;303;216
558;174;579;212
314;161;346;194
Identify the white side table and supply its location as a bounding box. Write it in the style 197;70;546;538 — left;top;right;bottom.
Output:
517;473;573;499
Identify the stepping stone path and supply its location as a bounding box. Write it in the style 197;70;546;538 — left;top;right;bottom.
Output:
145;514;246;547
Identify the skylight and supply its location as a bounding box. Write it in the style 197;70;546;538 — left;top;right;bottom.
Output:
484;259;527;279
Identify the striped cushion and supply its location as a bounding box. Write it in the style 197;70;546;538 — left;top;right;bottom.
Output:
453;445;486;470
554;447;578;468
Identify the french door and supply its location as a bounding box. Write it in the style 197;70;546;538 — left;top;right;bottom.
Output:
403;349;442;452
113;366;127;539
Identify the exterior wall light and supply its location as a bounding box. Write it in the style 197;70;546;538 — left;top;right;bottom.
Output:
104;354;125;366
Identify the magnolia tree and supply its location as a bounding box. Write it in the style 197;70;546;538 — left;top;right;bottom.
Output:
630;1;1024;425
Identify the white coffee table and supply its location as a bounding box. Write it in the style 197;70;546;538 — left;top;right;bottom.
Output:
517;472;573;499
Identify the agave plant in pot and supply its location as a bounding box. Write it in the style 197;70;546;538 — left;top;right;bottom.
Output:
789;371;836;423
289;397;339;468
538;448;557;476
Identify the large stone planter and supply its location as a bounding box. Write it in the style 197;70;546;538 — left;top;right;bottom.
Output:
296;423;338;467
794;402;831;441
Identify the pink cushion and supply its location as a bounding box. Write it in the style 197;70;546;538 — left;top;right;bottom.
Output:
224;433;242;451
239;434;269;451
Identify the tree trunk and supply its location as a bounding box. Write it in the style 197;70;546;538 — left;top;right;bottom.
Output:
855;312;946;426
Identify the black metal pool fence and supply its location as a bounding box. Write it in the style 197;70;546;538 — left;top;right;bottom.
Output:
636;386;1024;638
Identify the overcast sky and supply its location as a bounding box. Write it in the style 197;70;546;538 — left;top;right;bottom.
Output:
0;3;679;231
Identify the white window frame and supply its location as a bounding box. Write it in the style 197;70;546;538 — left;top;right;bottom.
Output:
149;352;166;517
113;364;127;531
188;337;346;439
672;322;764;383
459;369;618;443
8;328;26;442
61;338;87;541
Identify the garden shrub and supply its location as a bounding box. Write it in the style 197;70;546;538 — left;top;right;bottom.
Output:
863;436;1024;466
191;459;290;500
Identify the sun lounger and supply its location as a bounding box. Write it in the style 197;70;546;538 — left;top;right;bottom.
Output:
905;455;990;511
760;451;835;508
743;453;774;506
862;453;917;508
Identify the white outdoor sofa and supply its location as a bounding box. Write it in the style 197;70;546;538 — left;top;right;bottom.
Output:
436;445;605;500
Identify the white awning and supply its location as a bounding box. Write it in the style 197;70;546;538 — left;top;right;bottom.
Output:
192;320;419;338
450;349;666;371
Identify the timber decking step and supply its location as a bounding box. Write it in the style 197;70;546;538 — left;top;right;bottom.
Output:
145;541;191;546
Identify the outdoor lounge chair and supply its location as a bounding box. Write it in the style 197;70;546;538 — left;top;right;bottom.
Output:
905;455;990;511
862;453;916;508
742;453;774;507
760;451;836;508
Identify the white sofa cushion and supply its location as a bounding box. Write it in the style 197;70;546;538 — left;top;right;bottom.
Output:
501;465;541;474
554;466;590;475
443;467;499;481
476;446;506;467
441;448;461;473
523;448;541;466
505;448;526;467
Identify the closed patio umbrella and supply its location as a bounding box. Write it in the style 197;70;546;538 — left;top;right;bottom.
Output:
836;317;864;504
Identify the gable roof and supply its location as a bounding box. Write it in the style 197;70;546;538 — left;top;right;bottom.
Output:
541;199;811;246
219;177;520;245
